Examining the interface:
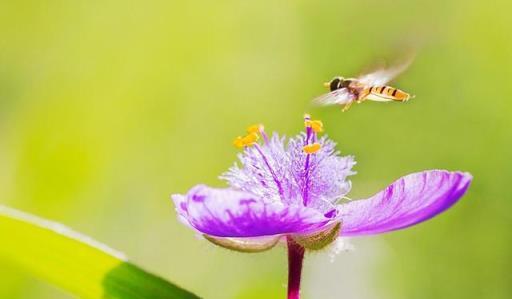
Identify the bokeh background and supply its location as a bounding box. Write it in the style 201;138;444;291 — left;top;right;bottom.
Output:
1;0;511;298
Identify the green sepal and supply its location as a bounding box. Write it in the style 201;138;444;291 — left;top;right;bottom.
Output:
203;235;280;253
292;222;341;251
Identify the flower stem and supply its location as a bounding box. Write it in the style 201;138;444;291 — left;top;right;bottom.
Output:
287;237;305;299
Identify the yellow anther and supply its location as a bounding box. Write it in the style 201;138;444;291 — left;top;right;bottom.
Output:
233;132;259;149
242;132;259;145
304;119;324;133
303;143;322;154
247;124;263;134
233;136;245;148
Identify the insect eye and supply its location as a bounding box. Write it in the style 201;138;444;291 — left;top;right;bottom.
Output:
329;78;341;91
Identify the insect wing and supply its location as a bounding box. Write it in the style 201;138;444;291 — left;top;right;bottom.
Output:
357;57;413;86
312;88;354;106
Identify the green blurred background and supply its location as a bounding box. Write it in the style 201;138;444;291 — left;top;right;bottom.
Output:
0;0;510;298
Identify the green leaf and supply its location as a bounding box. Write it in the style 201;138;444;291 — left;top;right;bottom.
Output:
0;205;200;299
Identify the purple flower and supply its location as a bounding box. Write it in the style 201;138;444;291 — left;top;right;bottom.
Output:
172;115;471;243
171;115;472;299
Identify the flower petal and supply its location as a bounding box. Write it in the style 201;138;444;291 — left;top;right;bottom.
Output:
171;185;334;237
339;170;472;236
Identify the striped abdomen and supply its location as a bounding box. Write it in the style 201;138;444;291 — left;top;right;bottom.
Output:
368;86;410;102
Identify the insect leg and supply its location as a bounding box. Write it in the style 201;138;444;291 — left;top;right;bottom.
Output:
356;88;371;104
341;101;353;112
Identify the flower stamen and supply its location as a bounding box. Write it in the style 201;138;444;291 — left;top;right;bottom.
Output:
302;114;324;206
254;143;285;199
234;124;269;148
248;123;269;145
303;143;322;154
233;132;259;148
246;124;264;134
233;123;283;197
304;119;323;133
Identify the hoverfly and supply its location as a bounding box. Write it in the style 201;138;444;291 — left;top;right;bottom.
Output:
313;58;414;112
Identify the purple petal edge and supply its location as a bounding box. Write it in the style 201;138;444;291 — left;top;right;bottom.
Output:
339;170;472;236
171;185;336;238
